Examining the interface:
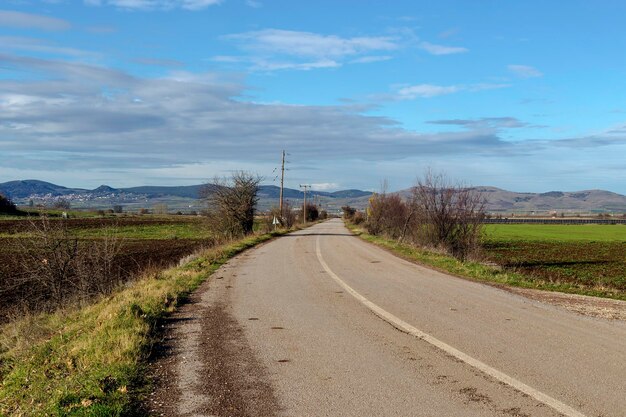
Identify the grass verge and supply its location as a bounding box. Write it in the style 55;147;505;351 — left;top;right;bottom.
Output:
0;227;298;416
346;223;626;301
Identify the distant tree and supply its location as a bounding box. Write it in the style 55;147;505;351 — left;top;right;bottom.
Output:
302;203;319;222
112;205;123;213
53;199;71;210
341;205;356;220
0;193;18;215
202;171;261;238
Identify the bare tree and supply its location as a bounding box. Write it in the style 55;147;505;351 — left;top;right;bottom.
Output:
413;170;485;260
202;171;261;239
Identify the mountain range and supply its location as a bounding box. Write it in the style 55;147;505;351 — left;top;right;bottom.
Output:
1;180;626;213
0;180;370;200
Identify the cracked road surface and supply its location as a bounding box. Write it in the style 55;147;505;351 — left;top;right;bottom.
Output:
148;219;626;416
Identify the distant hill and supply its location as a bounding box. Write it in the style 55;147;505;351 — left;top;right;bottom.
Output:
2;180;626;212
396;186;626;212
0;180;374;211
469;186;626;212
120;185;204;199
0;180;83;198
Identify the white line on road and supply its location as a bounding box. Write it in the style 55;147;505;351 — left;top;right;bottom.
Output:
315;236;587;417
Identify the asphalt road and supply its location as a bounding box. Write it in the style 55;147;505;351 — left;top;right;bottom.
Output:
155;219;626;417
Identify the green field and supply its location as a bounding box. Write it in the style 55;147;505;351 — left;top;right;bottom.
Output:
484;224;626;242
483;224;626;295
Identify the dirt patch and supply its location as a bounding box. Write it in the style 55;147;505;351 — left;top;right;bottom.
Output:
144;258;280;417
197;302;280;416
505;286;626;321
459;387;492;404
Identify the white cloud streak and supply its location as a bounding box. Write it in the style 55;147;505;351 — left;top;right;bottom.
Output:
394;83;509;100
221;29;398;71
0;10;71;31
508;64;543;78
418;41;468;55
0;36;97;58
84;0;221;10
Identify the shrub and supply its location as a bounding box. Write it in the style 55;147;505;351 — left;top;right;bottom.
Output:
411;171;485;261
342;205;356;220
202;171;261;239
10;216;123;315
366;192;407;239
301;203;319;222
0;194;18;215
352;211;366;225
53;199;71;210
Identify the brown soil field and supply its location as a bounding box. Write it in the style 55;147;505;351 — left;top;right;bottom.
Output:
0;217;211;322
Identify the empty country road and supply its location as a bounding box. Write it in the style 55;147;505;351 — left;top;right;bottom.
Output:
150;219;626;417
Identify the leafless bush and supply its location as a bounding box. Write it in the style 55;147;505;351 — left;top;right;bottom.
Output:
8;216;123;314
342;205;356;220
202;171;261;240
298;203;319;223
363;171;485;260
352;211;366;225
281;201;297;228
411;171;485;260
366;192;408;239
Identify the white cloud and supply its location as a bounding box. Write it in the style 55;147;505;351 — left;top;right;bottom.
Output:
84;0;221;10
0;36;97;58
251;59;340;71
350;55;392;64
418;41;468;55
225;29;398;58
0;10;71;31
310;183;340;191
0;53;513;177
508;64;543;78
221;29;398;71
397;84;460;99
428;117;532;129
393;83;509;100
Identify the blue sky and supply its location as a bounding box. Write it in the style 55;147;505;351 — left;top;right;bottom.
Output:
2;0;626;193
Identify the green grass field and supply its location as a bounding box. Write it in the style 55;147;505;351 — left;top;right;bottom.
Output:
349;222;626;300
482;224;626;295
484;224;626;243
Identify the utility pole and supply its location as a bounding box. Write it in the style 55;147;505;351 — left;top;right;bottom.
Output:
300;184;310;224
279;150;285;219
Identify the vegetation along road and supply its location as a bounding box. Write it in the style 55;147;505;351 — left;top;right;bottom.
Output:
148;219;625;416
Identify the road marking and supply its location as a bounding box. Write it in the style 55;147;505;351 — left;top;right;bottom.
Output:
315;236;587;417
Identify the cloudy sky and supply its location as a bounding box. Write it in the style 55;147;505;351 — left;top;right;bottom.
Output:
2;1;626;193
